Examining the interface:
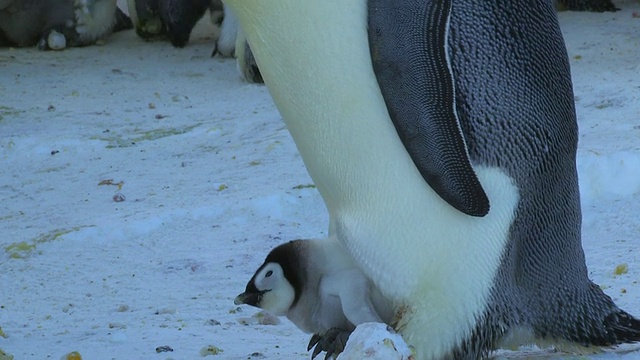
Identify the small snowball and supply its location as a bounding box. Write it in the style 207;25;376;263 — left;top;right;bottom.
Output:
337;323;414;360
47;31;67;50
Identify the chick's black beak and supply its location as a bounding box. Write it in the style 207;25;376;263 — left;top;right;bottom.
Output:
234;291;263;306
235;280;268;307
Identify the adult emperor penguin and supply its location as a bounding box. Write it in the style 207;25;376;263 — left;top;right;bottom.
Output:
224;0;640;359
0;0;131;49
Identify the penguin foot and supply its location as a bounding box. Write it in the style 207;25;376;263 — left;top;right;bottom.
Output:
241;62;263;84
36;35;48;50
307;328;351;360
239;41;263;84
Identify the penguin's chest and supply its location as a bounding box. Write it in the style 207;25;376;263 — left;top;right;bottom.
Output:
287;292;350;334
313;295;352;333
72;0;117;42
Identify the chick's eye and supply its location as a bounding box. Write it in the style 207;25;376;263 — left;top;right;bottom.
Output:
265;270;273;278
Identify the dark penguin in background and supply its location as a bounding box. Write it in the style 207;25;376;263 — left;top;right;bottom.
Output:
127;0;223;48
225;0;640;358
556;0;619;12
126;0;164;39
0;0;131;49
158;0;220;47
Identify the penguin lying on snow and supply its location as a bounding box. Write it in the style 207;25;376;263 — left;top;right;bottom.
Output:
0;0;132;49
235;238;392;359
226;0;640;359
127;0;223;48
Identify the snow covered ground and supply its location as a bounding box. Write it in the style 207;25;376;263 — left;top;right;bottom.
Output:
1;1;639;359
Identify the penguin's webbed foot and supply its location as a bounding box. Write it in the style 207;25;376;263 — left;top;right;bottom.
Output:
307;328;351;360
239;42;263;84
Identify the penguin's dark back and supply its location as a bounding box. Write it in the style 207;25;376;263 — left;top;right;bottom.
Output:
449;1;586;285
450;1;578;179
449;0;634;349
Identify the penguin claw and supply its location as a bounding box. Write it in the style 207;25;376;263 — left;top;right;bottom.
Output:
324;349;334;360
307;333;321;351
36;37;48;50
308;328;351;360
311;344;323;360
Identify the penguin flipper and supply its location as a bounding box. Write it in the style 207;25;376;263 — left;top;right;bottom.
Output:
368;0;489;217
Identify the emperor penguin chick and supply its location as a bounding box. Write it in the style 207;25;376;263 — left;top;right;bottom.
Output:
235;238;393;359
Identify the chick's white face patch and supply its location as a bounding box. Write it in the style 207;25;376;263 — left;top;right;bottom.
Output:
254;263;295;316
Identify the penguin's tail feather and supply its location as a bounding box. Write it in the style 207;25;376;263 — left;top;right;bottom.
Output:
605;310;640;343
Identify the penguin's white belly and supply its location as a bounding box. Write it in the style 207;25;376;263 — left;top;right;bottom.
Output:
73;0;116;43
227;0;519;358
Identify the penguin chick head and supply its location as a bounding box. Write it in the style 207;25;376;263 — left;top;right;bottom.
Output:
235;262;295;316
